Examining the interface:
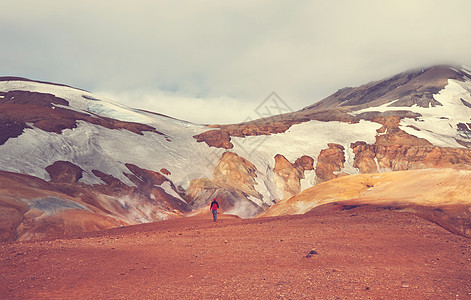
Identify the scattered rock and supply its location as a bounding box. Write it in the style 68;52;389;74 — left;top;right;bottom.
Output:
160;168;171;176
306;250;319;258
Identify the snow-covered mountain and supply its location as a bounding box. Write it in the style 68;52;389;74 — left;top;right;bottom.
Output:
1;65;471;241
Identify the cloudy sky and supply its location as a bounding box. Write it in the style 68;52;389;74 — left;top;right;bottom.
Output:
1;0;471;124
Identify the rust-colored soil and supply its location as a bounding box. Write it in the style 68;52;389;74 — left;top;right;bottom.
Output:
1;210;470;299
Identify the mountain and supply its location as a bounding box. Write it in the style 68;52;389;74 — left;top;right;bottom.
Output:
1;65;471;241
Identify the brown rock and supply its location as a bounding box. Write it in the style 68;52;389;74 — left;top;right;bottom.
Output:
125;164;167;189
213;152;261;199
160;168;171;176
351;141;377;173
185;152;263;217
315;144;346;184
193;130;233;149
45;161;83;183
124;164;190;213
351;116;471;174
294;155;315;171
92;170;129;190
273;154;313;199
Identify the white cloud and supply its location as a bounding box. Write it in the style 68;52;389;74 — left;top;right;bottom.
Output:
97;89;258;125
1;0;471;123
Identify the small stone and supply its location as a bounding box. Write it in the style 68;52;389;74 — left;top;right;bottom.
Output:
306;250;319;258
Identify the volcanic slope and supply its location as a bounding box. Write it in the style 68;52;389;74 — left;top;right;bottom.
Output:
261;168;471;238
1;65;471;241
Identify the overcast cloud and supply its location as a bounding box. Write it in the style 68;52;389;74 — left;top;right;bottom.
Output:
1;0;471;123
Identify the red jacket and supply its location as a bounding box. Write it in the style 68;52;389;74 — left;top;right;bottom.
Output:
210;201;219;210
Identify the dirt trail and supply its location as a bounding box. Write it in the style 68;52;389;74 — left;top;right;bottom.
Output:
1;210;470;299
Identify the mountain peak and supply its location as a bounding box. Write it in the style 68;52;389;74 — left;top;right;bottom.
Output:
304;65;471;111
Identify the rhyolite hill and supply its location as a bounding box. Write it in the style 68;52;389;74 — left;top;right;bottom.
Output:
1;65;471;241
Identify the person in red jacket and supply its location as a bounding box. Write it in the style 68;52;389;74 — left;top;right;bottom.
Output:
210;198;219;222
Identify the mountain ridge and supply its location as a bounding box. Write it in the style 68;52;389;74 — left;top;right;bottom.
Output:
1;65;471;241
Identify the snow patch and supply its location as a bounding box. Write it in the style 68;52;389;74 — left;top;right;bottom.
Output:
161;181;185;202
300;169;316;191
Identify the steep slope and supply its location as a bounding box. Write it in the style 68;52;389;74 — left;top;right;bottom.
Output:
0;78;217;240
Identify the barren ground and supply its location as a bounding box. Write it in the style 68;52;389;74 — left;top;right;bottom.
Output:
1;209;470;299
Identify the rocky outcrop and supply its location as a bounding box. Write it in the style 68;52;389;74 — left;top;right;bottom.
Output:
352;143;471;173
372;116;431;147
352;116;471;173
124;163;191;214
186;152;263;218
315;144;347;184
160;168;171;176
213;152;261;199
125;163;167;192
193;130;233;149
46;161;83;183
273;154;314;199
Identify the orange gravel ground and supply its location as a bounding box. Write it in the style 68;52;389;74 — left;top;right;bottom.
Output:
1;210;470;299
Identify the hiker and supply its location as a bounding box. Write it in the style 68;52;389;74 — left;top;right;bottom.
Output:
210;198;219;222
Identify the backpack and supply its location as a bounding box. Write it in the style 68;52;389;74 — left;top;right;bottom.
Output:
211;202;218;210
